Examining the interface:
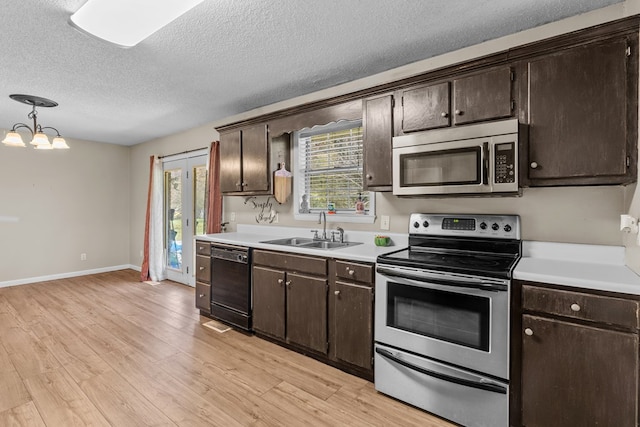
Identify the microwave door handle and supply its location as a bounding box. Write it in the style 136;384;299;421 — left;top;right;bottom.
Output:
376;266;507;292
482;141;489;185
375;347;507;394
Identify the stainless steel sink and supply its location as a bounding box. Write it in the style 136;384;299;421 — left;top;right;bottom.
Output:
298;241;362;250
260;237;362;250
260;237;315;246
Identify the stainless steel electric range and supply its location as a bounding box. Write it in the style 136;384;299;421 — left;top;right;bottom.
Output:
375;213;521;427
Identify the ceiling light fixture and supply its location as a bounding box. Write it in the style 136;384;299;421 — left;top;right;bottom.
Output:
69;0;204;48
2;94;69;150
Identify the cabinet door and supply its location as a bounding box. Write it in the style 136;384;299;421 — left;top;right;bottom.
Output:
401;82;450;132
286;273;328;353
452;66;512;125
363;94;394;190
252;266;285;339
219;130;242;193
241;124;269;192
334;281;373;370
527;38;632;184
521;314;638;427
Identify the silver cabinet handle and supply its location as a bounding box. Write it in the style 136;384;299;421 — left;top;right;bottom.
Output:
530;162;538;169
454;109;462;115
277;278;284;284
348;270;355;276
285;280;291;287
241;182;247;187
198;294;205;298
199;266;205;271
334;290;340;296
366;174;372;180
524;328;534;336
235;181;241;187
441;112;448;117
570;303;581;312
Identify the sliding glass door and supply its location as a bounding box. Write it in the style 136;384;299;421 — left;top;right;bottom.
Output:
163;153;207;285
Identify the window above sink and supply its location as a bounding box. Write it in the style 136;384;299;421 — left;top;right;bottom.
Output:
293;120;375;224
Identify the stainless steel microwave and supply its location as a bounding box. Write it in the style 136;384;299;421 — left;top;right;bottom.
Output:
392;119;521;196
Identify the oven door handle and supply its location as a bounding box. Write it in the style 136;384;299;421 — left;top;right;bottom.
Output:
376;266;507;292
375;347;507;394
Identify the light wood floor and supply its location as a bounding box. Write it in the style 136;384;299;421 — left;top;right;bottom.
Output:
0;269;454;426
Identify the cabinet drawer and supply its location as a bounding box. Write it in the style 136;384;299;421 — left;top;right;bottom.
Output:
253;250;326;276
195;241;211;256
195;282;211;313
335;260;374;284
522;285;639;330
195;255;211;283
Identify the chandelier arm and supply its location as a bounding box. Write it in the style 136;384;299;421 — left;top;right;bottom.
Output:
11;123;35;136
39;126;62;137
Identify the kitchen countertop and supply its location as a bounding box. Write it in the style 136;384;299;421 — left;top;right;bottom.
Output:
197;224;407;263
514;241;640;296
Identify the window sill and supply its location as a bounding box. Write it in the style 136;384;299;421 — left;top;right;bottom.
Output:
294;212;376;224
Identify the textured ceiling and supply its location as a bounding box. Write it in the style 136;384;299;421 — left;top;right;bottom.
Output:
0;0;623;146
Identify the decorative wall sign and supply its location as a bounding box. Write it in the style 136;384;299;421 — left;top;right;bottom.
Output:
244;196;278;224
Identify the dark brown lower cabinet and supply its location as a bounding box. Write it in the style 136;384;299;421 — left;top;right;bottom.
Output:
522;315;638;427
252;250;328;355
334;281;373;370
516;281;640;427
251;250;374;380
286;273;327;353
252;266;285;340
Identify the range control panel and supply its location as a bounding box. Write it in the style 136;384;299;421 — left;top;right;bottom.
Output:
409;213;520;240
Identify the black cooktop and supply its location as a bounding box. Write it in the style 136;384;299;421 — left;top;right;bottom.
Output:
377;246;520;279
377;214;522;279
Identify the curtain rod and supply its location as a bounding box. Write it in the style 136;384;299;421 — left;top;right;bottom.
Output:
158;146;208;159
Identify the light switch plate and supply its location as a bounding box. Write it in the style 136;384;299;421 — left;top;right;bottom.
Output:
230;212;236;222
380;215;390;230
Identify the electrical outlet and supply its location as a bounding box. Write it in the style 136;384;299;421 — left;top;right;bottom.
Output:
380;215;390;230
80;253;87;261
230;212;236;222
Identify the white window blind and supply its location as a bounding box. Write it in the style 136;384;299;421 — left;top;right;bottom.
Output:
298;121;369;213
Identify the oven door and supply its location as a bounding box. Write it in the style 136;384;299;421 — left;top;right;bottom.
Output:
392;137;490;196
375;264;509;380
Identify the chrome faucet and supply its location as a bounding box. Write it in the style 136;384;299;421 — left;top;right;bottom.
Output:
318;211;327;240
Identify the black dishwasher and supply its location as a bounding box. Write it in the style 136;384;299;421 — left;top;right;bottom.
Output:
210;244;252;331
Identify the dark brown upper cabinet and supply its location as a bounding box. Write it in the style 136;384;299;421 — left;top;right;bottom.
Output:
521;34;638;186
400;82;450;132
396;66;514;134
452;66;513;125
219;123;269;194
363;93;394;191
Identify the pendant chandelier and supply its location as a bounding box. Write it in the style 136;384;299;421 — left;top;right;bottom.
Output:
2;94;69;150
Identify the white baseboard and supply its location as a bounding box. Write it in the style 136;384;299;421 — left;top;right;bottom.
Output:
0;264;140;289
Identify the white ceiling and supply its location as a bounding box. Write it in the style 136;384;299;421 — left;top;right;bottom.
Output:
0;0;622;146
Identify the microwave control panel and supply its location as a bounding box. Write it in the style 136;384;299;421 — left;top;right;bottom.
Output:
494;142;516;184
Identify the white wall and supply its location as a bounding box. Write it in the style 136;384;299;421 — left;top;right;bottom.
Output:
0;134;130;285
